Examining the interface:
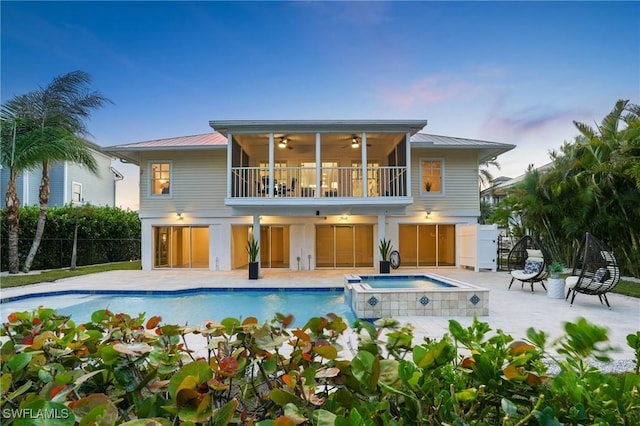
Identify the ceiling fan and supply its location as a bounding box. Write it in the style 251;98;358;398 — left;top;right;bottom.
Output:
341;135;372;149
277;136;294;150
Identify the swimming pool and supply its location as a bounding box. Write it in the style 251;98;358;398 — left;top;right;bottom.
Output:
344;273;489;318
0;289;356;326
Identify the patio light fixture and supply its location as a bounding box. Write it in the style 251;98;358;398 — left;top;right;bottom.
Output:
351;136;360;148
177;212;183;220
279;137;288;148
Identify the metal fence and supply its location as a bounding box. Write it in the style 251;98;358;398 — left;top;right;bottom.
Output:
497;234;516;271
1;238;141;271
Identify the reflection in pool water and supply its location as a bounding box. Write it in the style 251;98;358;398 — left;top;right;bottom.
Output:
0;289;356;327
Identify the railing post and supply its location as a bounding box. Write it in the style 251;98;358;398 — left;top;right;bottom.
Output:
226;133;233;198
315;133;321;198
405;132;411;196
361;132;367;198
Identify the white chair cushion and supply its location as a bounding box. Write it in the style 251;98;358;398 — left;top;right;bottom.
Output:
565;275;579;290
527;249;543;258
511;270;540;280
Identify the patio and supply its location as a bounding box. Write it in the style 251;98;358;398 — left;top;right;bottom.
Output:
1;268;638;361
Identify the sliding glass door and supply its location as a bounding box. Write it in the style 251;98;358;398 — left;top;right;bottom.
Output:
316;225;373;268
153;226;209;269
399;224;455;267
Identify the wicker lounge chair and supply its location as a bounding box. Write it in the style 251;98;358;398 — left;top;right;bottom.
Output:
565;232;620;309
507;235;549;292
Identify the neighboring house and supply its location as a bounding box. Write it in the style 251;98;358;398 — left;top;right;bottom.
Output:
480;176;513;206
104;120;515;271
480;162;553;206
0;140;124;207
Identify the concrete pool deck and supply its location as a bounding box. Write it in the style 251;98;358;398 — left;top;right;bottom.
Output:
1;268;639;361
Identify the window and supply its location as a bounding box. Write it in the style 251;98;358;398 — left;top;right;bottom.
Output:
72;182;82;203
421;159;443;194
150;162;171;195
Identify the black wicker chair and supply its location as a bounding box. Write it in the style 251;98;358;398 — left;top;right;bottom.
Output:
565;232;620;309
507;235;550;292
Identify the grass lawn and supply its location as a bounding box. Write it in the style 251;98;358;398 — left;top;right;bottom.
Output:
611;280;640;298
0;260;141;288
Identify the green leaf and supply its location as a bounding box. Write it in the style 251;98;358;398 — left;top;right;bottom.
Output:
221;317;241;334
413;341;453;369
168;361;212;401
269;389;303;406
119;419;172;426
532;406;563;426
378;359;399;387
351;351;379;391
212;399;238;426
6;381;33;402
71;394;118;426
313;345;338;360
311;409;337;426
100;345;120;366
7;352;32;372
455;388;478;402
1;373;12;396
255;334;288;350
501;398;517;415
91;309;110;323
283;403;307;424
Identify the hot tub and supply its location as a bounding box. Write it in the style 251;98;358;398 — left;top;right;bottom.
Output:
344;273;489;320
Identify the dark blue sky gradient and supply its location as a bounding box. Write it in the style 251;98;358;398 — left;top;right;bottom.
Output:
2;1;638;208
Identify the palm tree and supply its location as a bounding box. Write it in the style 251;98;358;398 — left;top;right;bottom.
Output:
1;71;111;273
479;157;501;187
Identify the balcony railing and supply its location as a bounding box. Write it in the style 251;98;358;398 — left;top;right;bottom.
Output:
230;166;407;198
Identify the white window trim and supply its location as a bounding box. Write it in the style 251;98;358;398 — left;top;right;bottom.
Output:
149;160;173;198
72;181;83;204
419;157;445;196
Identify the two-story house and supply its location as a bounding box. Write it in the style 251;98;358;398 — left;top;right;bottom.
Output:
104;120;514;272
1;140;123;208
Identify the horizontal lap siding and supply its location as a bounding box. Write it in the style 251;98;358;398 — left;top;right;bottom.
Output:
140;150;230;214
408;148;479;213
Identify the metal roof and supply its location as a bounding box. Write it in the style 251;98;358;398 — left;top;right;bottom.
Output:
109;133;226;149
411;133;512;147
411;133;515;162
210;119;428;136
103;129;515;165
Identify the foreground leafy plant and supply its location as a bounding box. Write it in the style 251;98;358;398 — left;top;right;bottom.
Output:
1;307;638;425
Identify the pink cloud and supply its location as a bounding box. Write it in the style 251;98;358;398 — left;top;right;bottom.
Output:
383;75;471;110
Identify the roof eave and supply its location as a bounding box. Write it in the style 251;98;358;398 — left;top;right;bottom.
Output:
209;119;428;136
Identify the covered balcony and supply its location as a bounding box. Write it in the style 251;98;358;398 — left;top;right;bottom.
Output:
210;120;427;210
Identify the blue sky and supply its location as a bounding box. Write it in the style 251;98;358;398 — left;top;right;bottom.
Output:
2;1;638;210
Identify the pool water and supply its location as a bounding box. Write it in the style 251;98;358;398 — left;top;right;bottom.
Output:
358;275;455;289
0;290;356;327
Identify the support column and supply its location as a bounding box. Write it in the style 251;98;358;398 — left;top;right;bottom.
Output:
315;132;321;198
405;131;412;196
377;214;386;263
253;214;261;274
361;132;368;198
226;133;233;198
268;133;275;197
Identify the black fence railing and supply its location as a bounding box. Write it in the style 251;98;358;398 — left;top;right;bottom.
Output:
1;238;141;271
497;234;517;271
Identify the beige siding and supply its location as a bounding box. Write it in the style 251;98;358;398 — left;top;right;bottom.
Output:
408;148;479;213
139;150;231;214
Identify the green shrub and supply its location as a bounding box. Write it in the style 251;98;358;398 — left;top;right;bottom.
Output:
1;308;638;425
0;204;140;270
